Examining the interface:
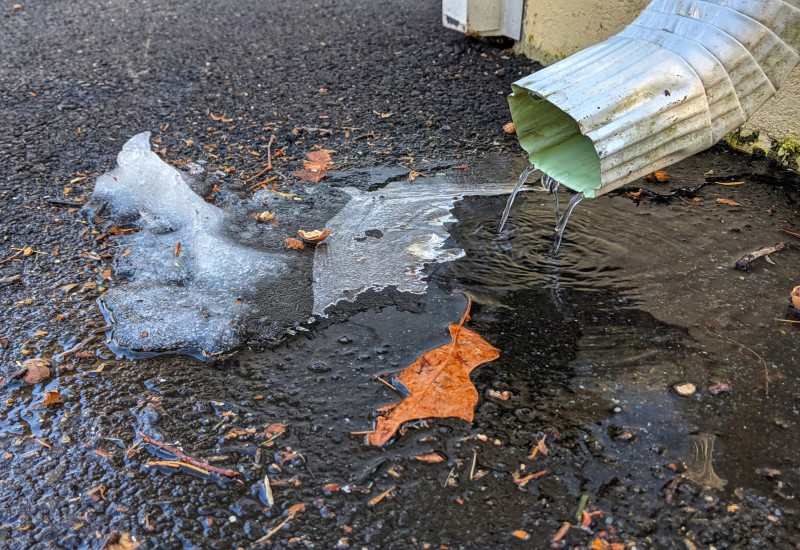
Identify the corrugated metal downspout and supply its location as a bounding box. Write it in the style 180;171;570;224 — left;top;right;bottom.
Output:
509;0;800;198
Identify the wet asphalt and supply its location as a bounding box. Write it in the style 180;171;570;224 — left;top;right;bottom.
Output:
2;1;800;549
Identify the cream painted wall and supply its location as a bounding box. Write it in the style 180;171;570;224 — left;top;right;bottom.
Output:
514;0;800;170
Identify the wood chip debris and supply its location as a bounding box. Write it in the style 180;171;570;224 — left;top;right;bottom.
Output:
367;485;396;507
734;242;786;271
512;469;549;488
529;434;549;461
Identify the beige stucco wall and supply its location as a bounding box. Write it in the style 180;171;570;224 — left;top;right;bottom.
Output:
514;0;800;171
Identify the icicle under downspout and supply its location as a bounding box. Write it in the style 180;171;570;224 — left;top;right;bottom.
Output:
508;0;800;198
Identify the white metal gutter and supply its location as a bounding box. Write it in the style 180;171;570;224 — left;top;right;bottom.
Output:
508;0;800;198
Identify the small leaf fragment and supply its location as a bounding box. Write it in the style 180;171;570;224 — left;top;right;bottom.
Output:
716;198;741;207
791;286;800;310
22;358;51;384
414;452;445;464
646;170;670;183
297;228;332;244
512;530;530;541
254;211;276;223
43;390;64;407
284;237;305;250
293;150;334;183
103;531;140;550
265;423;287;438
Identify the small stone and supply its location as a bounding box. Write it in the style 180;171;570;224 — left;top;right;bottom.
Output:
756;467;782;479
337;336;352;344
673;383;696;397
708;382;732;395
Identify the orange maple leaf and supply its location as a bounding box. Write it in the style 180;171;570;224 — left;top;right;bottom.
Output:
293;149;334;183
366;300;500;446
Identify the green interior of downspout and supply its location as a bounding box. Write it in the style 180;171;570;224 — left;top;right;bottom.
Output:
508;86;602;198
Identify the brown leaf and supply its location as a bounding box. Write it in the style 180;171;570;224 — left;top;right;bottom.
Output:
174;242;182;257
22;358;51;384
502;122;516;135
625;189;643;201
414;452;445;464
286;502;306;518
716;198;741;207
265;423;287;438
103;532;140;550
43;390;64;407
223;427;256;440
285;237;305;250
512;530;530;541
791;286;800;310
293;149;334;183
646;170;670;183
366;299;500;446
254;211;276;223
297;228;332;244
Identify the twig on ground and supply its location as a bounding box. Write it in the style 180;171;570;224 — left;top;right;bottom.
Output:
46;198;86;207
54;335;97;362
781;228;800;240
0;274;21;286
707;330;769;397
139;432;242;479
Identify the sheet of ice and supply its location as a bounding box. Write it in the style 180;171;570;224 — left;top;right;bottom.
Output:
91;132;288;358
312;177;532;315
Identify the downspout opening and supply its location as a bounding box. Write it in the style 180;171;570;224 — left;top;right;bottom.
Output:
508;86;602;198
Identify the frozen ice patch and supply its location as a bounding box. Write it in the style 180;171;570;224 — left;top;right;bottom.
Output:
312;177;531;315
90;132;290;358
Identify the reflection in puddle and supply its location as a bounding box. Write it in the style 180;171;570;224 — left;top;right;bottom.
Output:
684;433;726;490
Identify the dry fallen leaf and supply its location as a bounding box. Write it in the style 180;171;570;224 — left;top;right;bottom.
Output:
626;189;643;201
502;122;516;135
174;242;182;257
366;299;500;446
103;531;140;550
224;427;256;440
285;237;306;250
22;358;51;384
254;211;276;223
646;170;670;183
716;198;741;207
286;502;306;518
293;149;334;183
297;228;332;244
265;423;287;438
512;530;530;541
43;390;64;407
408;170;423;182
791;286;800;310
414;452;445;464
